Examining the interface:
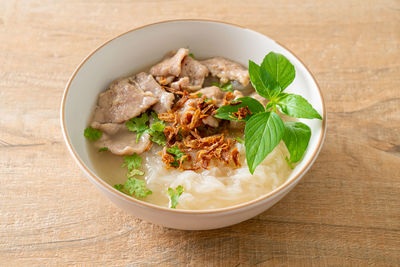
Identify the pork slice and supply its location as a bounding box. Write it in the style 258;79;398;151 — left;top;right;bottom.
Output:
171;77;190;91
91;122;124;135
197;86;244;107
189;86;227;127
201;57;249;86
92;78;158;124
179;98;199;115
230;90;249;129
233;90;244;99
149;48;189;77
134;72;174;114
179;56;209;91
197;87;246;128
92;123;151;156
155;76;175;86
197;86;226;107
177;98;219;128
202;116;219;128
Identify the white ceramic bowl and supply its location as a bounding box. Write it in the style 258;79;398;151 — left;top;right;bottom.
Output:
61;19;326;230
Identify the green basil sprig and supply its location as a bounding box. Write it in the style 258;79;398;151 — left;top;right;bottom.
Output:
215;97;265;121
216;52;322;174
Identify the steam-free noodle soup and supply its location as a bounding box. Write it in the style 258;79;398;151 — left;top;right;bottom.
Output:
89;137;291;209
85;48;294;210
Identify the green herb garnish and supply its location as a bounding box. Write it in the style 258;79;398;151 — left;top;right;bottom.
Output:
204;97;212;103
215;97;265;121
178;128;183;139
149;128;166;146
147;112;166;146
124;177;152;198
195;92;212;103
114;184;123;191
277;93;322;119
234;137;244;144
216;52;322;173
282;121;311;163
113;179;152;198
127;169;144;177
126;112;166;146
188;53;195;58
167;146;186;167
121;153;142;172
84;126;102;141
245;112;285;172
98;147;108;152
126;113;149;143
212;81;234;92
116;153;151;198
285;156;294;169
168;185;184;209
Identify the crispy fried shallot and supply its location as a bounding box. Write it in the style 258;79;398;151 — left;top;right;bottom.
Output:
158;91;241;170
232;106;252;120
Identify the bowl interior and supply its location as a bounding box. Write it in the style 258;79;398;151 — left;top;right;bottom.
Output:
62;20;325;211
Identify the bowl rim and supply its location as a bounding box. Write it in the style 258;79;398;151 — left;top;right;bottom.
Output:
60;19;327;214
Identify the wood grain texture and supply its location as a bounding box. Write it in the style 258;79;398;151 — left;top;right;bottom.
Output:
0;0;399;266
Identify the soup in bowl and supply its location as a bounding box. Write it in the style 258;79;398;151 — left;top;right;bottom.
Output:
61;20;326;230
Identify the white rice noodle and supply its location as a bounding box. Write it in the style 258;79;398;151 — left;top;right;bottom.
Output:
143;142;291;210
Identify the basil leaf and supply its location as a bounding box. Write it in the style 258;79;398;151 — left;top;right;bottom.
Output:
282;121;311;163
249;60;282;100
261;52;295;90
260;67;281;98
249;60;269;99
277;93;322;119
265;101;274;111
285;156;294;169
245;112;285;174
215;97;265;121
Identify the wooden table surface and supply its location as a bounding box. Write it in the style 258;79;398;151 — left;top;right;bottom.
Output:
1;0;399;266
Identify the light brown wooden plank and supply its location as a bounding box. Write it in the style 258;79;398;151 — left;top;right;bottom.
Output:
0;0;399;265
